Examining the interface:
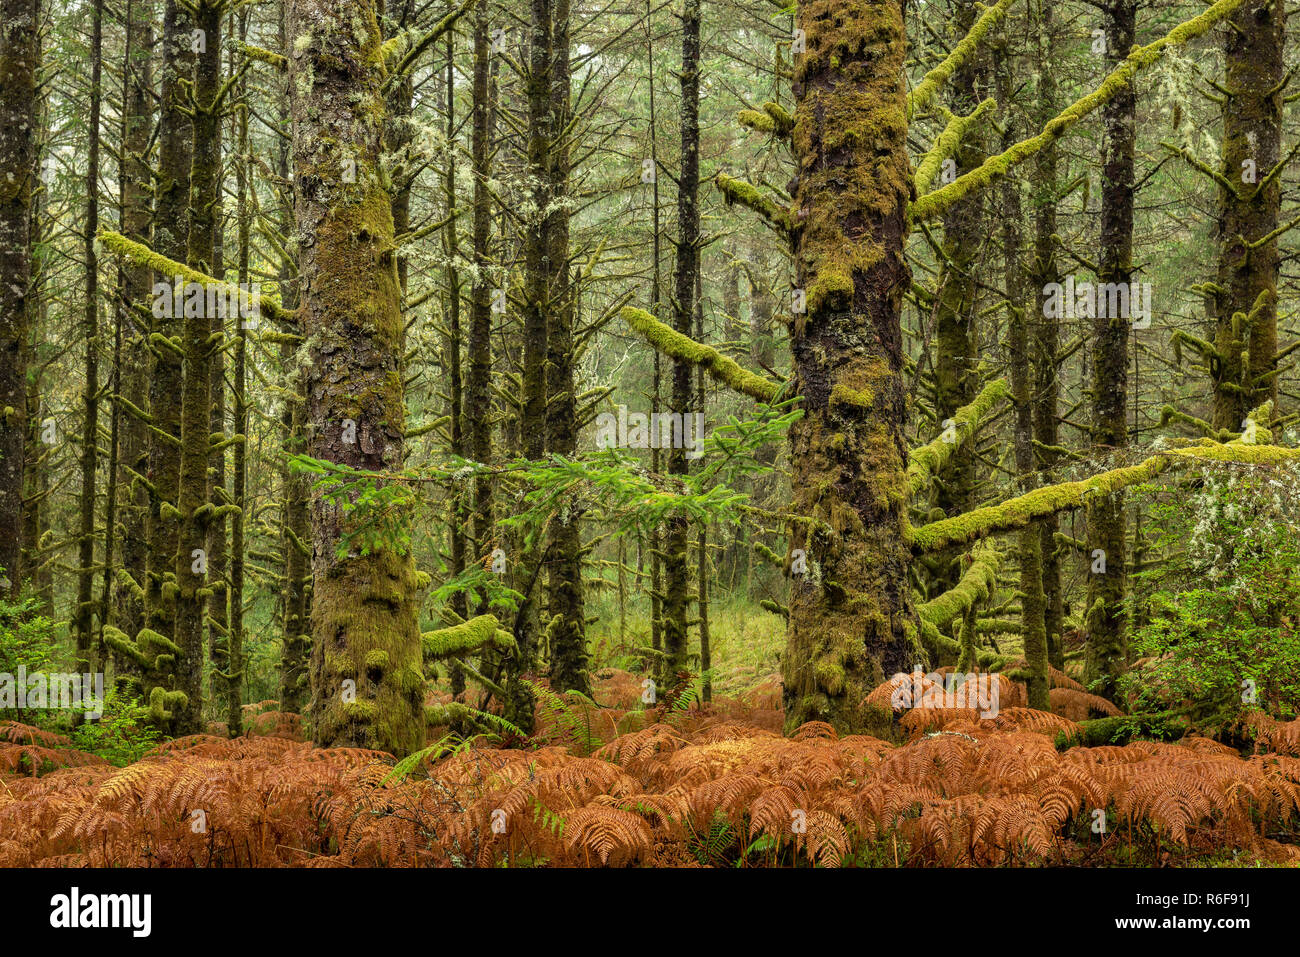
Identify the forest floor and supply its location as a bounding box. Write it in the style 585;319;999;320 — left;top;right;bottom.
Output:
4;634;1300;867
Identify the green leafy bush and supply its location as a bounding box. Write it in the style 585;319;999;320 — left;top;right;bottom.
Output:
1124;462;1300;726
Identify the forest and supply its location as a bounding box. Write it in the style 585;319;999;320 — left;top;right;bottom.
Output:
1;0;1300;873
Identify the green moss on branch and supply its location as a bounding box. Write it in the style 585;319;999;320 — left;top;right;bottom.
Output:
910;0;1249;223
619;306;782;402
907;379;1009;498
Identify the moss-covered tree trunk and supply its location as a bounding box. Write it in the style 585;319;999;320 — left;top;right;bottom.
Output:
73;0;104;690
662;0;701;681
1029;0;1064;669
173;0;224;733
223;5;252;736
112;0;153;646
143;0;194;672
275;3;310;715
1210;0;1283;430
0;0;38;594
997;41;1049;710
205;16;230;723
781;0;919;733
467;0;496;609
508;0;558;731
290;0;424;756
1084;0;1136;699
930;0;986;586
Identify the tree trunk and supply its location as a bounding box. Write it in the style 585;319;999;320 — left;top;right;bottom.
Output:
997;39;1048;709
1210;0;1283;429
173;0;223;733
662;0;701;683
1084;0;1136;699
544;0;588;696
1029;0;1064;670
781;0;918;733
73;0;104;694
143;0;194;678
0;0;39;594
112;0;153;647
290;0;425;756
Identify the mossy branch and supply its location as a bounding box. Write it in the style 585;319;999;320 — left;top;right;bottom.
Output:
738;101;794;138
913;99;997;199
917;541;999;633
910;0;1248;223
907;0;1017;118
98;229;292;323
422;614;515;659
382;0;476;83
713;172;791;236
907;379;1010;498
239;42;287;72
619;306;782;403
910;440;1300;552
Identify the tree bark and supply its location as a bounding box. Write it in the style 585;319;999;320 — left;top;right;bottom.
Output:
781;0;918;733
0;0;39;594
290;0;425;756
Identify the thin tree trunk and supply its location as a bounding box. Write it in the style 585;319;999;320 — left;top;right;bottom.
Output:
663;0;701;680
1084;0;1136;699
73;0;104;696
545;0;588;696
0;0;39;594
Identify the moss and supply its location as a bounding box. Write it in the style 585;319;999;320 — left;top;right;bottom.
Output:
713;172;791;235
913;99;996;199
422;613;515;659
829;382;874;411
619;306;782;402
911;0;1249;224
737;109;776;133
912;439;1300;552
98;229;290;323
917;541;999;631
907;379;1009;498
907;0;1016;119
239;42;287;71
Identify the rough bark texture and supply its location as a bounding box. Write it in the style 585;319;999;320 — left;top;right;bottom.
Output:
1029;0;1064;669
0;0;38;593
930;0;985;569
290;0;425;756
467;1;495;600
112;0;153;646
276;3;310;716
781;0;920;734
508;0;557;731
663;0;701;680
74;0;104;686
544;0;588;695
173;0;223;733
144;0;194;669
1084;0;1135;699
1210;0;1283;430
997;43;1049;710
